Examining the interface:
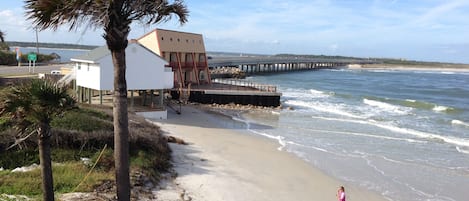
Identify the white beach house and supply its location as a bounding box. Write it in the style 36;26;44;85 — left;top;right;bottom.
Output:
70;41;174;119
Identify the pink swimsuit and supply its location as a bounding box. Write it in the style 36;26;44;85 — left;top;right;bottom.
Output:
339;191;346;201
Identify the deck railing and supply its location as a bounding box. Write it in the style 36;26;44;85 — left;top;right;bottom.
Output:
212;78;277;92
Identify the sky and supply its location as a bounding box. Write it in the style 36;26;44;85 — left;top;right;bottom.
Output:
1;0;468;63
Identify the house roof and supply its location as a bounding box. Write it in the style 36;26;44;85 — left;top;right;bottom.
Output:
70;42;166;63
137;28;203;41
70;45;109;63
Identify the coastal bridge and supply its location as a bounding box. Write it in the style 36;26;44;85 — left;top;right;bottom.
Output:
207;56;373;75
183;56;374;107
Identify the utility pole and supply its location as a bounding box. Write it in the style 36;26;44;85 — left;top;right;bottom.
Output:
35;27;39;54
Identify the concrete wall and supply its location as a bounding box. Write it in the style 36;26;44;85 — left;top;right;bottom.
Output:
138;31;160;56
155;29;205;53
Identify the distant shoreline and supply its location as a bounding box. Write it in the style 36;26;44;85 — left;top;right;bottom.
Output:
5;41;98;50
9;46;91;52
348;63;469;72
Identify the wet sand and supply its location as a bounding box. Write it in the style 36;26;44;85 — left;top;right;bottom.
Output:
150;105;387;201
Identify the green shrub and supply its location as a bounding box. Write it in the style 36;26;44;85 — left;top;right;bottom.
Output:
0;51;17;65
51;109;113;132
0;50;56;65
0;162;113;196
90;148;114;171
0;148;96;170
0;149;38;170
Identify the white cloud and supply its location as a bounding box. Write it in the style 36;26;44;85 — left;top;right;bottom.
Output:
414;0;469;26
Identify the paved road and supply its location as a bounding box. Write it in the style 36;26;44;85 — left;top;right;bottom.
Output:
0;63;73;77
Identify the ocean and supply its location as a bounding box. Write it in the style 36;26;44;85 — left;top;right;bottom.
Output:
9;47;90;62
233;69;469;201
8;46;468;200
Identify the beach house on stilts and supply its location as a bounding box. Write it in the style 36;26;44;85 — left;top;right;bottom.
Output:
137;29;211;88
70;40;174;119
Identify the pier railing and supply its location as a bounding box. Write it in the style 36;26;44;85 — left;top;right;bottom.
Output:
212;78;277;92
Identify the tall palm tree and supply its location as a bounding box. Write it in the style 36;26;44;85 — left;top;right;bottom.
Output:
0;79;76;201
24;1;188;200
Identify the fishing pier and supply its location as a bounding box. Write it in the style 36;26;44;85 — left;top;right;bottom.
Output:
207;56;371;75
170;57;371;107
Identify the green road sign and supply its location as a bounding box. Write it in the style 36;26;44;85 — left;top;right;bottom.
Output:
28;53;37;62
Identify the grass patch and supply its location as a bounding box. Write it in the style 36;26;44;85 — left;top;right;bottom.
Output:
51;108;113;132
0;148;96;170
0;162;113;196
0;105;171;199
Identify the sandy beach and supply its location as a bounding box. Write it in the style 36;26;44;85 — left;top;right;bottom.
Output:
149;105;387;201
348;63;469;72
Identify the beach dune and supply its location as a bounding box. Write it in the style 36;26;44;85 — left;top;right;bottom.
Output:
150;106;386;201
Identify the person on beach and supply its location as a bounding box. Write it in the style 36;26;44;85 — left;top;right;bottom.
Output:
337;186;346;201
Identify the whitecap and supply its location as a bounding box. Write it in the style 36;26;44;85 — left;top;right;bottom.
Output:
432;105;451;112
374;123;469;147
286;100;364;119
363;98;410;115
451;120;469;128
456;146;469;154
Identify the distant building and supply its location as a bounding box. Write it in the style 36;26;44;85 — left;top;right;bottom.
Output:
138;29;211;87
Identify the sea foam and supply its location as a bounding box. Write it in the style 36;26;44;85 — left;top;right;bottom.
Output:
231;116;287;150
363;98;410;115
432;105;452;113
452;120;469;128
285;100;363;119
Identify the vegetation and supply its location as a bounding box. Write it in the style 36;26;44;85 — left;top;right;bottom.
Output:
0;162;113;196
0;30;4;43
0;51;56;65
0;102;172;199
274;53;466;66
5;41;97;50
24;1;188;200
0;30;56;65
0;79;76;200
275;53;369;61
0;30;9;51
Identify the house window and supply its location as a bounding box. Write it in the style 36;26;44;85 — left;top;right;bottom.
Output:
177;38;180;42
186;39;189;43
77;63;81;70
170;38;173;41
161;37;164;40
87;63;90;71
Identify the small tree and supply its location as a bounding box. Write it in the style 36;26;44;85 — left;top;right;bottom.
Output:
0;79;76;201
0;30;4;42
0;30;9;51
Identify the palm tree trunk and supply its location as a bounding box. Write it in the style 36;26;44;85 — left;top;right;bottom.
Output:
38;124;54;201
112;49;130;201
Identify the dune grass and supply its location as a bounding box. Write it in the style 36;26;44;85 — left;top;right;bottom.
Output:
0;162;113;197
0;105;171;199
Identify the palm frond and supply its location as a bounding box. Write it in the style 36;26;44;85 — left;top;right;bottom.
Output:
24;0;189;31
0;79;76;133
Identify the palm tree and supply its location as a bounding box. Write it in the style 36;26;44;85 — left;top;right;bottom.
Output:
0;79;76;201
24;1;188;200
